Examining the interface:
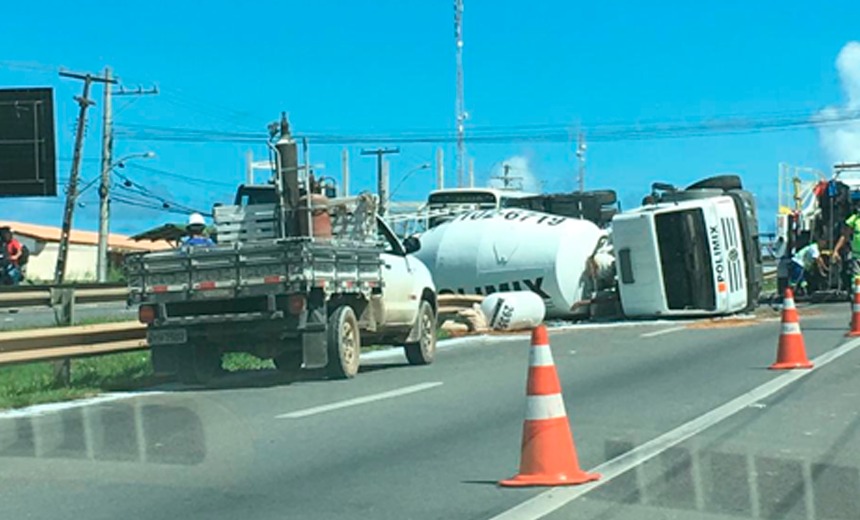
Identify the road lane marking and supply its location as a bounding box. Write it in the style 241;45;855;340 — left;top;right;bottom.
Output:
489;336;860;520
275;382;443;419
639;326;686;338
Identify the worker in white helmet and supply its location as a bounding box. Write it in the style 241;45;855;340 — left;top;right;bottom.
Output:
184;213;215;247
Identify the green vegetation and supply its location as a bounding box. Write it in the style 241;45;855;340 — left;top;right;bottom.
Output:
0;351;153;410
74;315;137;327
1;328;455;409
762;275;777;294
107;265;127;283
222;352;274;372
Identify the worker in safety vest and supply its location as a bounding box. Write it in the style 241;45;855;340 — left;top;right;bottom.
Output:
833;210;860;283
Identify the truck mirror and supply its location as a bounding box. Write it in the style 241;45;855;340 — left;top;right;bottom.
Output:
403;236;421;254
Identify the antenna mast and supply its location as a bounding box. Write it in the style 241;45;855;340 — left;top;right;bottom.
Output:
454;0;466;187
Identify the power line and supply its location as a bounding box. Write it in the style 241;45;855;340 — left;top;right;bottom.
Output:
112;169;209;215
122;162;236;188
112;108;860;146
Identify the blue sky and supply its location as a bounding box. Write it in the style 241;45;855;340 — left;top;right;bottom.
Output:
2;0;860;234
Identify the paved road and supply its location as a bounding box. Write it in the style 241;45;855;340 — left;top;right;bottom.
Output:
1;305;858;519
0;301;134;330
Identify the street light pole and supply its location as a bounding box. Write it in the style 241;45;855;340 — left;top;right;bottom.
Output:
389;163;432;202
96;151;154;281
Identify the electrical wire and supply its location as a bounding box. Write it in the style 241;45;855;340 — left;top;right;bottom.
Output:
113;108;860;145
112;169;209;215
122;163;236;188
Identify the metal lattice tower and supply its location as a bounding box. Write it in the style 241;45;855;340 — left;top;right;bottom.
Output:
454;0;466;187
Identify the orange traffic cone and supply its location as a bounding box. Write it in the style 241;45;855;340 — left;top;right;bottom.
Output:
847;277;860;337
500;325;601;487
769;287;813;370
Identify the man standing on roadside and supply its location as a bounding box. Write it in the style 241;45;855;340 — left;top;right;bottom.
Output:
0;226;23;285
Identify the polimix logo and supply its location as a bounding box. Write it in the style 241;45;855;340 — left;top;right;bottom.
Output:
709;225;727;293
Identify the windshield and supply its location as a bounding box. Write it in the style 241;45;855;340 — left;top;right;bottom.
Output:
655;208;716;310
428;191;499;208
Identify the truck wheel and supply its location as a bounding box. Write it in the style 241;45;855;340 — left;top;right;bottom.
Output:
177;345;222;385
326;306;361;379
686;175;743;191
404;300;437;365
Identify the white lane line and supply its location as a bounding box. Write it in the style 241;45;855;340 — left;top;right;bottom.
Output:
489;337;860;520
275;382;443;419
639;326;687;338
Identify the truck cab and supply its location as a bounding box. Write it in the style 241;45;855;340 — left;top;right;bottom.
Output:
612;176;762;317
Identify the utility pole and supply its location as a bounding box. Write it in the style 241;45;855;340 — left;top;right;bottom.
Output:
96;76;156;282
454;0;467;187
96;67;113;283
56;70;116;284
436;148;445;190
468;157;475;188
341;149;350;197
361;147;399;216
576;131;587;193
245;150;254;185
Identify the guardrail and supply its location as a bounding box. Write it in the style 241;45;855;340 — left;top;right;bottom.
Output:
0;286;130;309
0;321;146;367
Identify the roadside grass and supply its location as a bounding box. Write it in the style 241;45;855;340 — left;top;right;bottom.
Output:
2;327;457;408
222;353;274;372
75;315;137;327
0;351;153;410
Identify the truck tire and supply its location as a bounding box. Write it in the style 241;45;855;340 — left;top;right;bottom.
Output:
326;306;361;379
686;175;743;192
404;300;437;365
585;190;617;206
177;345;222;385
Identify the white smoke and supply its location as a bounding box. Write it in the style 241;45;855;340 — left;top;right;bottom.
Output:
817;41;860;163
488;156;542;192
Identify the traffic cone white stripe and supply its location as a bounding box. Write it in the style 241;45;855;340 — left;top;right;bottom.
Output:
783;297;796;310
853;304;860;313
782;322;801;335
529;344;555;367
525;394;568;421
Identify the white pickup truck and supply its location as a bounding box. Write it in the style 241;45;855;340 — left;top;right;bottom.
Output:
126;187;438;384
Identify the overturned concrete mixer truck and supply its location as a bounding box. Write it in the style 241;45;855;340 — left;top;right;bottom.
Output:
413;175;763;319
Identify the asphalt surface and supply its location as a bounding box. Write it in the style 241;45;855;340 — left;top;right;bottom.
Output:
0;301;134;330
1;304;858;520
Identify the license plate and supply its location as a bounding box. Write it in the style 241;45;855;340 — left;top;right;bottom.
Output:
147;328;187;346
195;288;233;299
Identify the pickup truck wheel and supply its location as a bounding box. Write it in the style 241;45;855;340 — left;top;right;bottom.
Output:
326;306;360;379
405;300;437;365
177;345;222;385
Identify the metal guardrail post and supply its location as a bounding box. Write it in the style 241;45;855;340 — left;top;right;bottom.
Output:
50;288;76;386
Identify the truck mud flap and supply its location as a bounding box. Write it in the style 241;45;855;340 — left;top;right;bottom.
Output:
302;306;328;369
